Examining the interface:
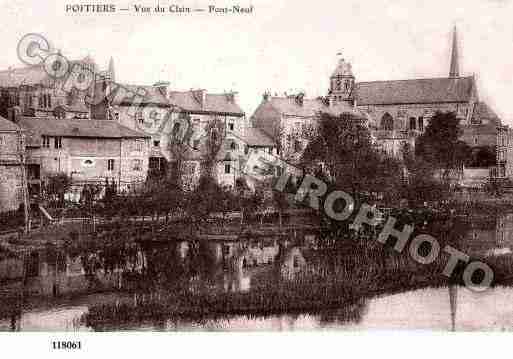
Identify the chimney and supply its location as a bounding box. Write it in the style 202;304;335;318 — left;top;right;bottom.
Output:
226;91;238;104
153;81;170;98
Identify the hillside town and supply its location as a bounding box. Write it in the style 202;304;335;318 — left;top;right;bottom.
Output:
0;27;509;218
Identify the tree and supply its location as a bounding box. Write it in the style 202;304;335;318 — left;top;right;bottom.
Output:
167;113;191;189
466;145;496;168
301;111;397;201
415;111;470;181
202;117;226;179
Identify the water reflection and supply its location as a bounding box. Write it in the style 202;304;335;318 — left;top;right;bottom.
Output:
2;212;513;331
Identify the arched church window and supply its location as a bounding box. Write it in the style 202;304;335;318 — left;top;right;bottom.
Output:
409;117;416;131
418;117;424;131
344;80;350;92
380;113;394;131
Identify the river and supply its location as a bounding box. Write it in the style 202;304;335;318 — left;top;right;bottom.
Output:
1;212;513;331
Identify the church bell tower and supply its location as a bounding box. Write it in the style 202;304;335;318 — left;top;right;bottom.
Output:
328;56;355;106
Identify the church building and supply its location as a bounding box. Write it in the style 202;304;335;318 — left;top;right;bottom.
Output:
252;27;502;158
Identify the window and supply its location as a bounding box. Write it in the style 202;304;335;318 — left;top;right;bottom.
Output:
294;140;302;152
293;256;300;268
54;136;62;149
132;159;142;171
380;113;394;131
107;159;115;171
230;141;237;150
222;245;230;256
228;122;234;131
153;140;160;147
225;164;231;174
115;112;120;121
133;140;143;152
418;117;424;132
474;137;478;145
244;145;249;155
135;110;143;124
344;80;351;92
409;117;416;131
42;136;50;148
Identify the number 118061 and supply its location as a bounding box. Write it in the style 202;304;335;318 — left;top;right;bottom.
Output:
52;341;82;350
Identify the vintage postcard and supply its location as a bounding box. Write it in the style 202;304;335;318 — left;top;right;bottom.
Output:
0;0;513;355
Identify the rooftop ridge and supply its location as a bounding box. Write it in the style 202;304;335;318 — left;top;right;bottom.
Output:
356;75;473;85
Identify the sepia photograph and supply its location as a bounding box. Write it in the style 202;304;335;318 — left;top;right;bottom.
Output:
1;0;513;354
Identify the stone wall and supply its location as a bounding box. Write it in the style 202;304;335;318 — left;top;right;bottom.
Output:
0;165;23;212
357;102;471;131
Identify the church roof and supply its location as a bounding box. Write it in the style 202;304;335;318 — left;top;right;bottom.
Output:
0;57;98;88
0;65;51;87
168;90;244;116
355;76;475;105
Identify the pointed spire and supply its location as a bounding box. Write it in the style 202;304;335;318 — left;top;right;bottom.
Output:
108;57;116;82
449;26;460;78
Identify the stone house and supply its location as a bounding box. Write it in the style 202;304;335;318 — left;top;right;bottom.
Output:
0;116;25;212
251;93;364;161
15;115;150;198
166;89;250;188
92;79;174;178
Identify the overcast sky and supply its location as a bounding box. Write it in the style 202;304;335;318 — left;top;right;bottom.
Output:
1;0;512;124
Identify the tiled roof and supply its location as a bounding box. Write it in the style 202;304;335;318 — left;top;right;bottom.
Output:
355;76;475;105
168;91;244;116
259;96;362;118
471;101;501;126
241;128;276;147
0;64;51;87
17;117;150;140
0;116;20;131
56;102;89;113
111;84;170;106
0;58;97;88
